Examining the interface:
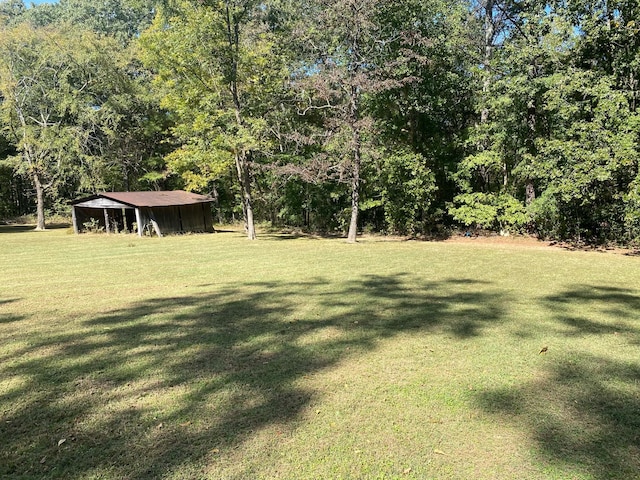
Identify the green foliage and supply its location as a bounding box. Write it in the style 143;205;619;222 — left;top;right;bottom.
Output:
15;0;155;45
0;22;141;226
0;0;25;25
449;192;527;231
625;175;640;242
374;151;437;235
139;1;287;194
1;0;640;244
527;189;562;239
531;71;640;242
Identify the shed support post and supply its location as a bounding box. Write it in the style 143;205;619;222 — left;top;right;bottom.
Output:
103;209;110;234
135;208;143;237
122;208;129;233
149;210;162;237
72;207;79;234
151;219;162;237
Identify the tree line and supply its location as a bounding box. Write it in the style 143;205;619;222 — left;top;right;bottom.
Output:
0;0;638;243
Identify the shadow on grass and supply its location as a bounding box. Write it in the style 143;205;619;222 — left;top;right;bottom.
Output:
0;223;70;234
547;285;640;334
0;298;19;306
0;225;36;234
476;285;640;480
0;274;505;479
257;231;346;241
0;298;25;324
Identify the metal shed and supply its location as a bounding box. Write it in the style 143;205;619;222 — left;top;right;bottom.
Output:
71;191;215;237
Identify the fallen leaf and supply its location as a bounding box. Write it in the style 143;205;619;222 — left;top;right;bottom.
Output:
403;467;412;474
434;449;447;455
57;438;66;447
40;456;47;464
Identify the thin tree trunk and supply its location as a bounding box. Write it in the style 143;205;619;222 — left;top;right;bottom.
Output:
18;107;47;230
346;82;361;243
346;132;361;243
235;152;256;240
226;1;256;240
526;64;538;207
211;183;223;224
477;0;495;191
525;182;536;206
33;170;46;230
480;0;495;126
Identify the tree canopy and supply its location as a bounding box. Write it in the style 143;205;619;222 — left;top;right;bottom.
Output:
0;0;638;244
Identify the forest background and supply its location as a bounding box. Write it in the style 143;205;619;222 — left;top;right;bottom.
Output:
0;0;639;244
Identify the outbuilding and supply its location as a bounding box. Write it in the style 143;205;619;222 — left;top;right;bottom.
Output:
71;191;215;237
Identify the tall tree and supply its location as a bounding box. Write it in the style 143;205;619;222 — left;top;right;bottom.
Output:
17;0;156;45
140;0;288;239
0;23;133;229
529;1;640;242
292;0;426;241
367;0;473;234
0;0;25;25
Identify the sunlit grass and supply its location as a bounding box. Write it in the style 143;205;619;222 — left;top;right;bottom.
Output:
1;226;639;479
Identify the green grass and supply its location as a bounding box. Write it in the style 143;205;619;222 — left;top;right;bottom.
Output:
1;226;639;479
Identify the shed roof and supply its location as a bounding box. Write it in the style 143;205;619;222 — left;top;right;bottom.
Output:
72;190;213;208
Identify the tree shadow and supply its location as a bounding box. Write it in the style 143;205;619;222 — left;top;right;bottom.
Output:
0;274;506;478
476;285;640;480
0;298;25;324
545;286;640;343
257;230;346;241
0;225;36;234
0;223;71;233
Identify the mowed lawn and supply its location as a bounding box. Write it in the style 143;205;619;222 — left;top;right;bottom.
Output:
1;226;639;480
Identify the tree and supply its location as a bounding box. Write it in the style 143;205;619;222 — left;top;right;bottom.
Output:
451;0;640;243
140;0;288;239
366;0;473;234
291;0;386;242
291;0;443;241
448;0;535;232
0;23;134;229
17;0;156;45
0;0;25;25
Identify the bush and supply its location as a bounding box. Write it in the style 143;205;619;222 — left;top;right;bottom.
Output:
448;192;527;232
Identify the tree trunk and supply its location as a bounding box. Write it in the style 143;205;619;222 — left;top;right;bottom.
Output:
525;181;536;206
526;66;538;207
346;139;361;243
225;2;256;240
33;171;46;230
211;183;223;224
235;152;256;240
346;83;362;243
478;0;495;192
480;0;495;126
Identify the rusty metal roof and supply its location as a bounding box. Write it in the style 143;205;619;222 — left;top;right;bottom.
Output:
72;190;213;208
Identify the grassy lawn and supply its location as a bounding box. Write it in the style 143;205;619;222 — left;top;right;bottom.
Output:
1;226;639;479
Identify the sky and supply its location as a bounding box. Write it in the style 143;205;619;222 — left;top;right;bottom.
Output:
28;0;59;5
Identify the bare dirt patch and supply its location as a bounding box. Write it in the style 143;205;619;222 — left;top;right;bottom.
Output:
443;234;640;256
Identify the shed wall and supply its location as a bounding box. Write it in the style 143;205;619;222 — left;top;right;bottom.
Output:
74;205;213;235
